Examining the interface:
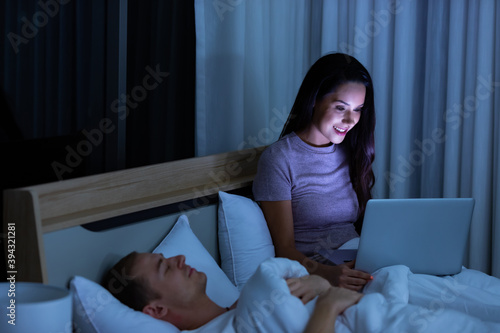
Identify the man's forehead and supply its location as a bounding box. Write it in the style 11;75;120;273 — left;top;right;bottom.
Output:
132;253;159;273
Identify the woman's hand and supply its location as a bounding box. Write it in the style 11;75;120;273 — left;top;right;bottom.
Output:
322;261;372;291
259;201;372;291
286;275;330;304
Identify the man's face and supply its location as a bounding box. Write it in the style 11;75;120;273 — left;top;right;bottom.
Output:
131;253;207;310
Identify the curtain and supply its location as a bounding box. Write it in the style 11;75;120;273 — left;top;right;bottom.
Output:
125;0;195;168
1;0;113;179
1;0;195;174
195;0;317;156
1;0;104;140
195;0;500;277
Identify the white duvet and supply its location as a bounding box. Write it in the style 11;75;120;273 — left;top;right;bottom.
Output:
338;264;500;332
191;258;500;333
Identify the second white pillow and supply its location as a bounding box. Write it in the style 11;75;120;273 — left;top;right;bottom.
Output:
218;191;275;290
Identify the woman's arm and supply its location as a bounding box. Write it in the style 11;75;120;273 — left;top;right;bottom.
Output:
260;200;371;291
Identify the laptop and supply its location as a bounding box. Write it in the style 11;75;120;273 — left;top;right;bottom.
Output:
319;198;475;275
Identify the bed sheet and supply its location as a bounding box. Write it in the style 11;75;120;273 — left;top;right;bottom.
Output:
189;258;500;333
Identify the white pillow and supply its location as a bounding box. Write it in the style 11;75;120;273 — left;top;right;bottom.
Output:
218;191;275;290
71;276;179;333
71;214;239;333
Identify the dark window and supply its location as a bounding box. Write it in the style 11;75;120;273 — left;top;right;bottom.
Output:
0;0;195;281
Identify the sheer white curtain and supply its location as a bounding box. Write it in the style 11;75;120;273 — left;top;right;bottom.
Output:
195;0;500;277
195;0;321;155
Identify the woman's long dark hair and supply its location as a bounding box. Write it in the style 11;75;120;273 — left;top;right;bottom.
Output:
280;53;376;225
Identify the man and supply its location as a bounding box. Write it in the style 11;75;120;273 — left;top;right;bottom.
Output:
103;252;362;332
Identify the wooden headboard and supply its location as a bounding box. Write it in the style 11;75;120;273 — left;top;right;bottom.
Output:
3;147;263;284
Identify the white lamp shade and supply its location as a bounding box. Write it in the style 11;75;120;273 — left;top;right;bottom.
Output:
0;282;72;333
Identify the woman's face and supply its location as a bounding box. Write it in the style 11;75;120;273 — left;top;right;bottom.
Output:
301;82;365;146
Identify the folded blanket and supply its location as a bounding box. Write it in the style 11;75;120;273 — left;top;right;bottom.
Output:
233;257;312;333
190;257;312;333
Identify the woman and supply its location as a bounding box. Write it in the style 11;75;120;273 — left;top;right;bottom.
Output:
253;53;376;291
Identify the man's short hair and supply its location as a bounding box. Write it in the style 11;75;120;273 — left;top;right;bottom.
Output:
102;251;160;311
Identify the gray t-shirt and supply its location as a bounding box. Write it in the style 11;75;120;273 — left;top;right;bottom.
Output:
253;132;359;257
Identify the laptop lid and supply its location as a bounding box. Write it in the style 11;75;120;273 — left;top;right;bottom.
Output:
354;198;474;275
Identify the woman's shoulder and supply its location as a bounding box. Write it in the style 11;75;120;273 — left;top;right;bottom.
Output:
263;133;299;155
258;134;298;168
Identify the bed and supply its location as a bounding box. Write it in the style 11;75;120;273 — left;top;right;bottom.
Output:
3;146;500;333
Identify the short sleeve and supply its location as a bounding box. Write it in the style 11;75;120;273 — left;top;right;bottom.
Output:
253;145;292;201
